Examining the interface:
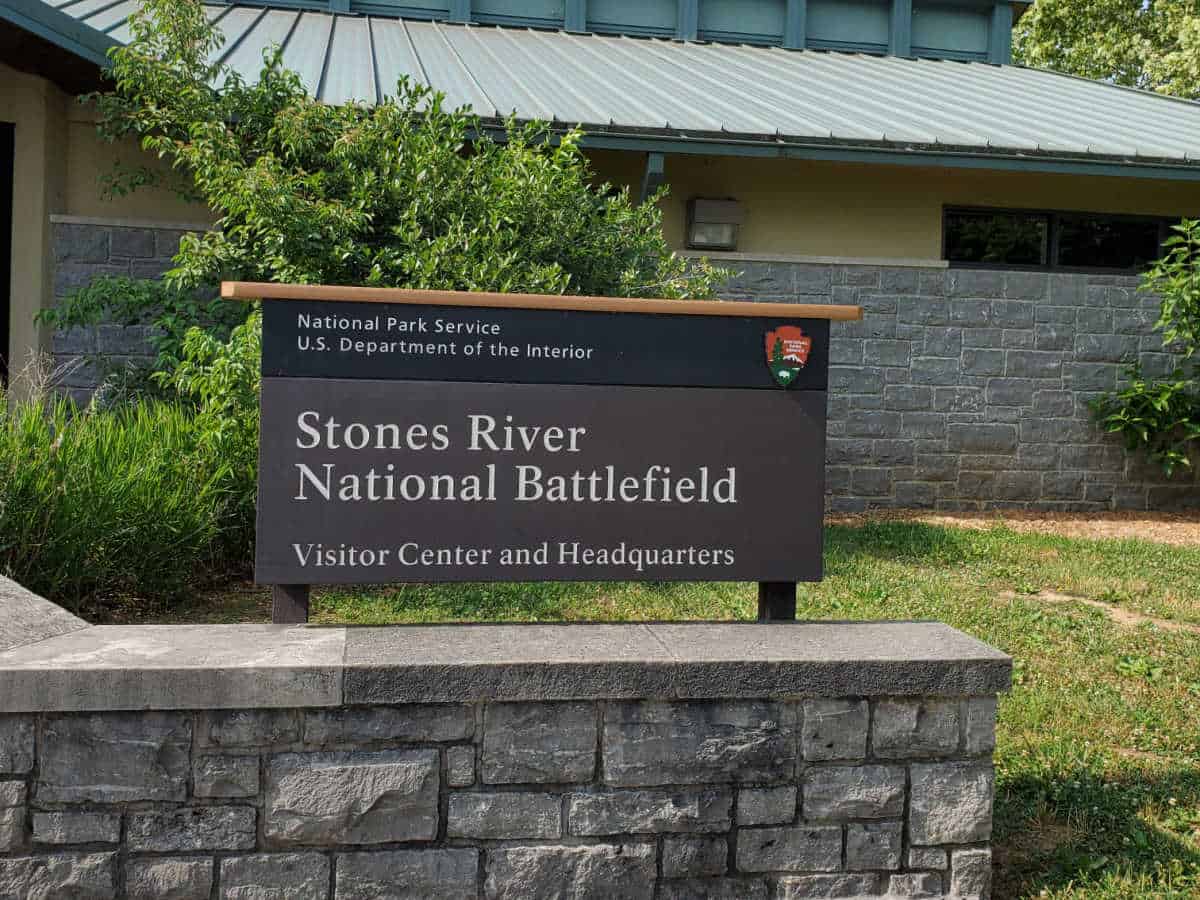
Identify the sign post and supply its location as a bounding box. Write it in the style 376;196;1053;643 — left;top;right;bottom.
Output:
222;282;861;623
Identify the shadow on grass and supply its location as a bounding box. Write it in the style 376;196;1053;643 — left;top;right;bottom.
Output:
994;765;1200;898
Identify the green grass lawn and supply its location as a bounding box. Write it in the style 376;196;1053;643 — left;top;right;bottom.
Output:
109;521;1200;899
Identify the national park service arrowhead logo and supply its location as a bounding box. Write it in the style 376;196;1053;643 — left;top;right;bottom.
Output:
765;325;811;388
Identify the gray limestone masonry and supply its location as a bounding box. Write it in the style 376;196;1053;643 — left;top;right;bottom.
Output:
51;224;1200;510
0;583;1010;899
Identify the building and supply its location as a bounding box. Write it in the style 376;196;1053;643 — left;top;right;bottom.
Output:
3;0;1199;509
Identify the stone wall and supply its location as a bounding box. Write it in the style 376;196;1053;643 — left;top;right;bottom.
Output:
721;260;1198;511
49;220;1197;509
49;219;189;403
0;696;998;899
0;589;1012;900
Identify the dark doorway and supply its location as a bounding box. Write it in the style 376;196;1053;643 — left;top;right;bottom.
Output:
0;123;12;386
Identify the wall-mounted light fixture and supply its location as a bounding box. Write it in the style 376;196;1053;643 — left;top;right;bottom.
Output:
687;198;743;251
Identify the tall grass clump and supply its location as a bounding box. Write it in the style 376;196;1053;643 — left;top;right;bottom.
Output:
0;386;236;607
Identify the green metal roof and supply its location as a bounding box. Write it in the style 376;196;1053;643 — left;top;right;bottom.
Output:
15;1;1200;180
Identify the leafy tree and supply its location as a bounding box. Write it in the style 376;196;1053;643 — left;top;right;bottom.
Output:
95;0;721;298
1092;220;1200;474
1013;0;1200;99
87;0;724;560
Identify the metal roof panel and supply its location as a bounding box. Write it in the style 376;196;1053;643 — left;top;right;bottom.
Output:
31;0;1200;172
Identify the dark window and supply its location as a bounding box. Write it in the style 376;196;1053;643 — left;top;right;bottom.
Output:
944;206;1174;272
945;210;1048;266
1056;215;1161;270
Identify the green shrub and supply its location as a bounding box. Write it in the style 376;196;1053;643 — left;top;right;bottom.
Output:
0;387;235;606
1091;220;1200;475
1091;363;1200;476
35;276;249;403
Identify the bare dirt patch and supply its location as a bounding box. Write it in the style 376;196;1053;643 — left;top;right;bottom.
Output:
829;509;1200;546
999;589;1200;635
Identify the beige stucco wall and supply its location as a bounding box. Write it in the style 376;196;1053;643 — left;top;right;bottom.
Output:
64;105;212;223
587;150;1200;261
0;63;67;394
0;73;209;395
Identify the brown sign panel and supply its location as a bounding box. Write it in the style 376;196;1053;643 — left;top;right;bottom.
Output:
237;283;859;589
255;377;827;584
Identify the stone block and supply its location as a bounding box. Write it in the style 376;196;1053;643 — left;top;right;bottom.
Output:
884;385;932;411
965;697;998;755
924;328;962;357
661;878;766;900
95;324;159;355
155;229;190;258
220;853;330;900
1113;306;1159;335
337;849;479;900
888;872;943;897
1063;362;1118;392
803;765;905;820
828;438;874;465
1006;350;1063;378
843;266;882;288
736;825;842;873
569;788;731;835
896;481;937;508
830;366;886;396
901;412;946;440
951;848;992;898
845;411;901;438
265;749;438;845
1035;323;1074;350
304;704;473;745
603;700;797;786
829;338;863;365
449;792;561;839
919;270;947;295
482;702;596;784
909;762;994;844
446;746;475;787
126;858;213;900
32;811;121;846
985;378;1036;407
947;423;1017;454
54;224;110;262
908;846;948;870
794;265;834;294
897;296;948;326
1003;272;1047;301
0;853;116;899
661;836;727;878
912;356;961;386
774;873;883;898
864;340;911;367
1048;273;1087;304
845;821;902;870
875;267;918;292
874;439;916;466
127;807;256;852
484;844;654;900
54;262;128;297
915;454;959;482
1076;307;1113;334
0;781;24;852
995;471;1041;501
851;467;893;497
198;710;300;748
39;713;190;803
1074;333;1139;363
950;300;994;328
109;227;156;258
738;785;796;825
51;326;97;356
991;299;1035;327
802;699;867;761
935;386;984;413
1001;328;1035;350
194;754;260;799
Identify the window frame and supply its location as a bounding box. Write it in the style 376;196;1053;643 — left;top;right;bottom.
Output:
941;204;1177;275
